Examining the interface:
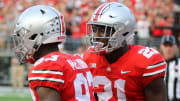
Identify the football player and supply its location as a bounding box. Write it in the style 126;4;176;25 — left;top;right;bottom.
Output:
12;5;95;101
83;2;167;101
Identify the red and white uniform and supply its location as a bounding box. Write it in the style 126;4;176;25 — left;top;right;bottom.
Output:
83;45;166;101
28;52;95;101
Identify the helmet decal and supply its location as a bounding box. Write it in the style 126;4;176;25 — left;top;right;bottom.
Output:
93;3;109;21
60;15;65;36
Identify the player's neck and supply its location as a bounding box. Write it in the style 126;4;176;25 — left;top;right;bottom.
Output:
33;44;59;61
105;44;129;64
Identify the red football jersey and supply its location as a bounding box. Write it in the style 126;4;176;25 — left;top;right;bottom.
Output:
83;45;166;101
28;52;95;101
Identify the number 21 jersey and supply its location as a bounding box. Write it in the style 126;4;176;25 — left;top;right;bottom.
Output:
83;45;166;101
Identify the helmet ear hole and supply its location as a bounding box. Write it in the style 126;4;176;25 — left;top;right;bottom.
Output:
122;32;129;36
40;9;46;14
111;28;115;35
29;34;38;40
40;33;43;36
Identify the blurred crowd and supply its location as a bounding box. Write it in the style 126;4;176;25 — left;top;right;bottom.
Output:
0;0;177;52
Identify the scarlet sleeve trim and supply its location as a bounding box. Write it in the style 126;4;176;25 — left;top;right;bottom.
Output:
147;61;166;69
143;68;166;77
28;77;64;83
29;70;64;83
32;70;63;75
143;61;167;77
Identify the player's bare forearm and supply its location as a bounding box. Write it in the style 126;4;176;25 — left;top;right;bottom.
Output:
145;78;167;101
36;87;61;101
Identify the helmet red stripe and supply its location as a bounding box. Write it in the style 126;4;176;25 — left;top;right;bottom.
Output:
93;3;109;21
60;16;65;35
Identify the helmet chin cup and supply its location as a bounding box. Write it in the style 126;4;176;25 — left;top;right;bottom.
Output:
88;46;106;55
88;42;111;55
14;50;27;64
93;42;104;48
26;55;35;64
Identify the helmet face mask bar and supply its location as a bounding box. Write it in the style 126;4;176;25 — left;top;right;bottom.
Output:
87;21;134;54
86;2;136;54
87;21;117;53
13;32;28;64
13;27;43;64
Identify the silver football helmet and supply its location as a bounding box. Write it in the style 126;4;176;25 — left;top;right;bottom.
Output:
13;5;66;64
86;2;136;54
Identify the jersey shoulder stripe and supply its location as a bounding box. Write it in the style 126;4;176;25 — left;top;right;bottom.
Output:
143;68;166;77
28;77;64;83
147;61;166;69
31;70;63;75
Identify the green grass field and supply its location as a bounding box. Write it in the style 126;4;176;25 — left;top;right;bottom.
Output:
0;96;32;101
0;88;32;101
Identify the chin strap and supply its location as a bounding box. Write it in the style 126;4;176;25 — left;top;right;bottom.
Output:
26;48;36;64
88;41;120;55
88;42;108;55
26;54;35;64
88;46;106;55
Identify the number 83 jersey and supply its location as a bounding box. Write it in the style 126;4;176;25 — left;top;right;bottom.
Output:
83;45;166;101
28;52;95;101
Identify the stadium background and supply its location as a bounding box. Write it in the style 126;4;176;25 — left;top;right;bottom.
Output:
0;0;179;101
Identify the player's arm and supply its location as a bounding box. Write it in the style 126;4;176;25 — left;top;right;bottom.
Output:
139;47;167;100
36;87;61;101
144;77;167;101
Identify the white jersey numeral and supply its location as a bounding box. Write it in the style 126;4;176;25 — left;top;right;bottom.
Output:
138;47;158;58
114;79;126;101
34;55;59;66
74;71;93;101
45;55;59;61
94;76;126;101
94;76;113;101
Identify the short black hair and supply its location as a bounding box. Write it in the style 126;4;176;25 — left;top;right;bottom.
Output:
161;35;176;45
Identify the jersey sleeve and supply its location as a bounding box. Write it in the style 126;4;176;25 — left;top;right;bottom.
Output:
83;49;90;63
83;49;98;73
28;61;65;94
142;52;166;87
